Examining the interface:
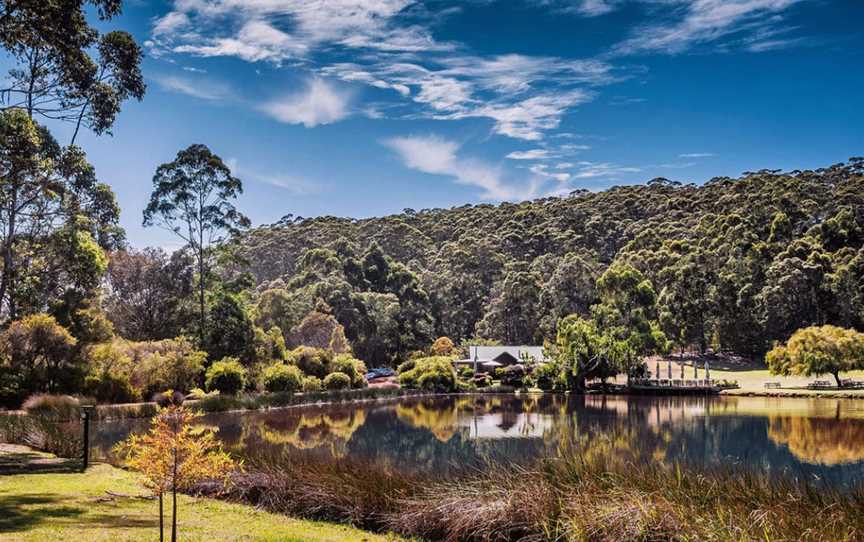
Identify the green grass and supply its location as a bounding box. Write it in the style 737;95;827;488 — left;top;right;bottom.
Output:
0;463;407;542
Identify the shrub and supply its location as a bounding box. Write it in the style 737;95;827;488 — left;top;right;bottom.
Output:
323;372;351;391
396;359;416;374
88;337;207;399
22;394;81;420
457;366;474;379
533;363;560;391
474;374;493;388
292;346;333;379
330;354;367;388
302;376;323;392
205;358;247;395
500;364;528;388
0;314;78;399
399;357;457;393
84;371;137;404
262;363;303;393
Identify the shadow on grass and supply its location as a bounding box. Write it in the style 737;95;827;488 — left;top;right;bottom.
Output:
0;451;81;475
0;494;85;532
0;492;156;534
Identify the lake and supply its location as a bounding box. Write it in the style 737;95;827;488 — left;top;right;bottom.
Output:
92;394;864;486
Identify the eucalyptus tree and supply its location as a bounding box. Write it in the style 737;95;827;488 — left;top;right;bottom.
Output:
0;0;145;144
0;108;120;321
143;145;250;342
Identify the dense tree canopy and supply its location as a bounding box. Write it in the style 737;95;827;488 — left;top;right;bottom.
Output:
231;159;864;364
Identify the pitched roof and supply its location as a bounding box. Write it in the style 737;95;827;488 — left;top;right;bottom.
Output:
465;345;549;362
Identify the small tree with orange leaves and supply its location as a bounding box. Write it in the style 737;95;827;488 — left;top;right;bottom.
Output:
115;405;236;542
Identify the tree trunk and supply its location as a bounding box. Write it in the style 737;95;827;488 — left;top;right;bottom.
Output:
171;486;177;542
171;447;178;542
0;190;18;321
834;372;843;388
159;493;164;542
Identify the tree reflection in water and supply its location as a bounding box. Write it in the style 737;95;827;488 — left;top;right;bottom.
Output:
91;394;864;484
768;416;864;466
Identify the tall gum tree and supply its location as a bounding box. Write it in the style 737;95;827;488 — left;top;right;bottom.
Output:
143;144;250;343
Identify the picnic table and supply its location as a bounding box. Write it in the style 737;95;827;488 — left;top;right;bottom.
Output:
807;380;833;390
764;382;781;389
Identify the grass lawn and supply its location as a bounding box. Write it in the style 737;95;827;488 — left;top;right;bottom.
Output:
640;357;864;397
0;463;406;542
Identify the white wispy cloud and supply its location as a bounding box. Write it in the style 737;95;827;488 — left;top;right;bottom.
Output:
150;1;620;142
612;0;806;56
571;161;642;178
383;135;539;200
260;78;351;127
154;74;232;101
229;158;322;195
149;0;441;62
173;19;308;63
529;163;572;182
679;152;715;158
324;56;609;141
507;149;550;160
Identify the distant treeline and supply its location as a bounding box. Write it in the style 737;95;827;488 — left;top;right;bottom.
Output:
236;159;864;360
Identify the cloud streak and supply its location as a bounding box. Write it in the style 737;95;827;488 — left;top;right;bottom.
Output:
383;135;540;200
154;74;232;101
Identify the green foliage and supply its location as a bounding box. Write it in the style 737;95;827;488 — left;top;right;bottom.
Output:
254;326;288;362
292;346;334;379
499;364;529;388
330;354;367;388
205;291;256;363
533;362;561;391
0;314;78;401
398;356;457;392
262;363;303;393
235;159;864;360
0;2;145;142
767;325;864;387
143;144;250;344
84;370;137;404
301;375;323;392
396;359;416;374
0;109;123;321
205;358;247;395
84;337;206;400
322;372;351;391
556;316;620;390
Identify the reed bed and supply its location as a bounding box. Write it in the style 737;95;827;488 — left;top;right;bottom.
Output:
207;448;864;542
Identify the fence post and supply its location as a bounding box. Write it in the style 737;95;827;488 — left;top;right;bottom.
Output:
81;406;93;471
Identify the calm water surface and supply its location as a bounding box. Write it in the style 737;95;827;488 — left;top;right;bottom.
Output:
93;394;864;485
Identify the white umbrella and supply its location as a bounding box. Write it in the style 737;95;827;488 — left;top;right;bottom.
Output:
704;359;710;381
483;360;503;368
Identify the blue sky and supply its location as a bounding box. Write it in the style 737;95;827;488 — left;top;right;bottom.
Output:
50;1;864;248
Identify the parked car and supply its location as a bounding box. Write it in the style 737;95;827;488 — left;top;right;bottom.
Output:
365;367;396;381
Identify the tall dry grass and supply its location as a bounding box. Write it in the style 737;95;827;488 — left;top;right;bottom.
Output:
207;445;864;542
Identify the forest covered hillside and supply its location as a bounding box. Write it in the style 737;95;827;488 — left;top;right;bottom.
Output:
235;159;864;362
